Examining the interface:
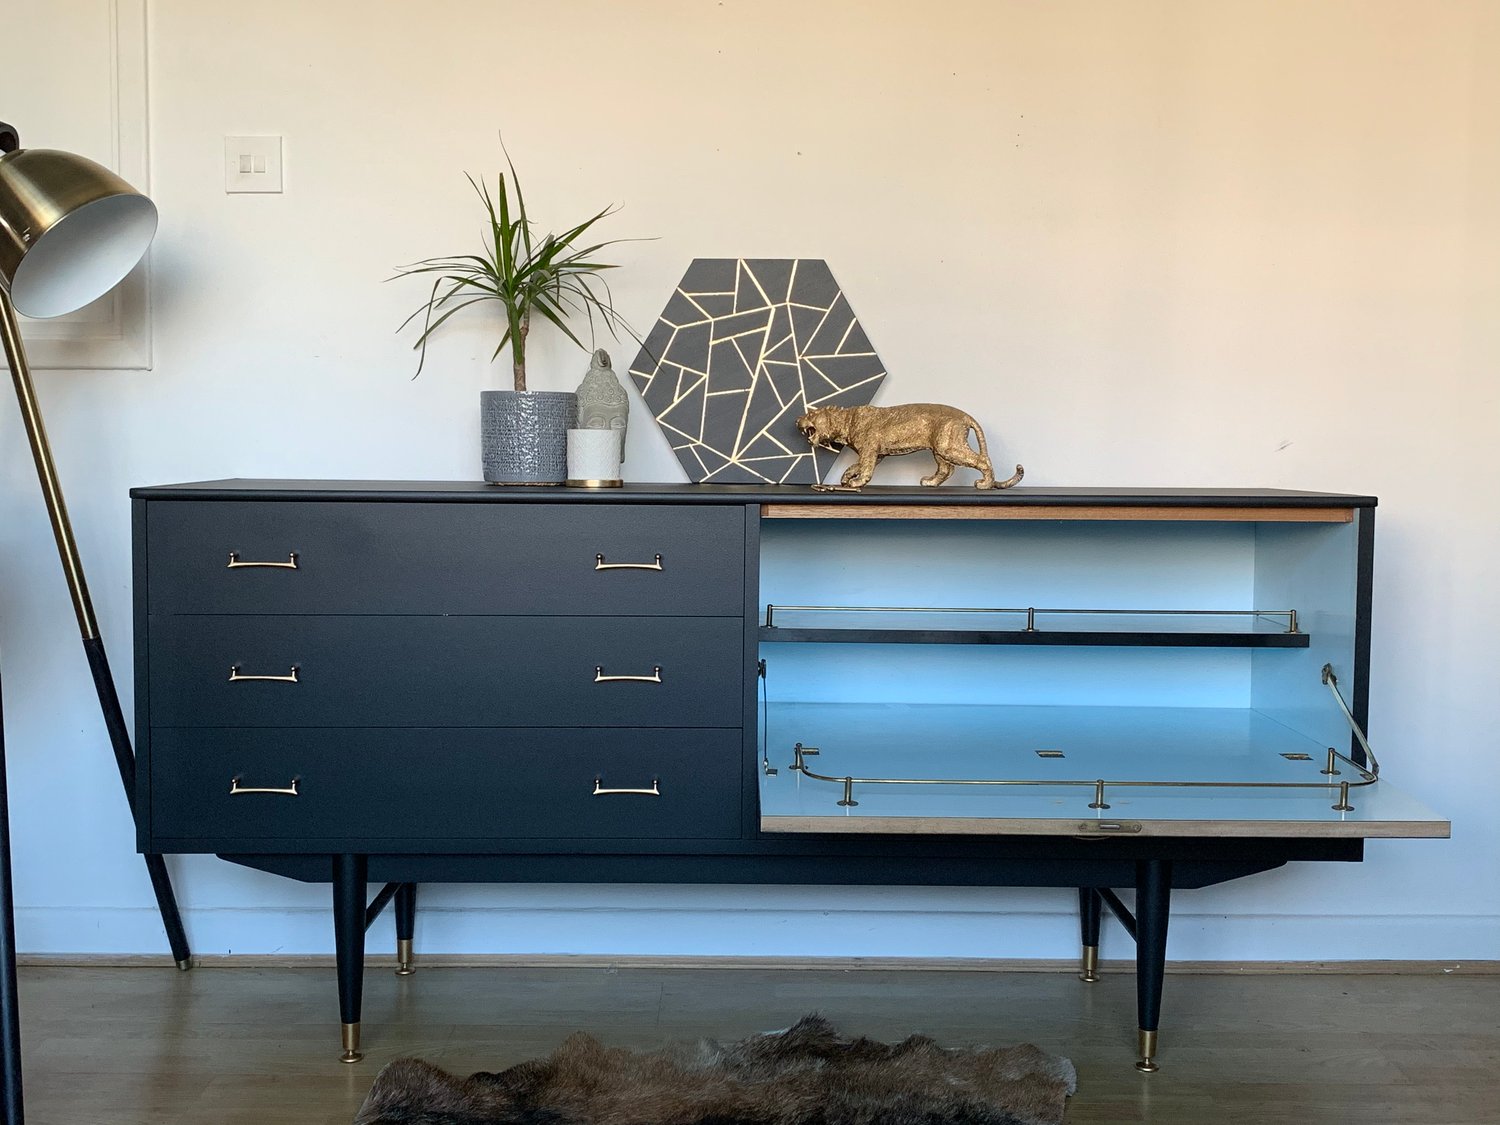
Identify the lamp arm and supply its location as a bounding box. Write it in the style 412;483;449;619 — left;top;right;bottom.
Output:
0;288;99;639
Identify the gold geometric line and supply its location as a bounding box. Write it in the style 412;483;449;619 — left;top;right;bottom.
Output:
680;290;715;319
631;323;683;389
738;447;802;462
837;314;858;352
732;307;777;459
662;309;712;330
717;326;772;344
779;453;813;483
802;371;885;406
662;372;707;412
804;290;842;353
738;395;803;455
744;260;773;308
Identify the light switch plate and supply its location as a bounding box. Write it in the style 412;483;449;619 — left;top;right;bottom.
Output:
224;135;283;193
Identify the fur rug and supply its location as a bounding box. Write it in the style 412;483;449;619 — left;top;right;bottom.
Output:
353;1014;1076;1125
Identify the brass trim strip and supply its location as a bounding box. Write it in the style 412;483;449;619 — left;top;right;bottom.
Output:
595;553;663;571
592;778;661;797
761;504;1355;523
594;665;662;684
229;777;300;797
227;551;298;569
228;665;300;684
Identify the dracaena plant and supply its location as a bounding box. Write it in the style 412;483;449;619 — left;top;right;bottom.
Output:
394;151;638;391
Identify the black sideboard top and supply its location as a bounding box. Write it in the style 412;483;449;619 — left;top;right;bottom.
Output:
130;480;1378;509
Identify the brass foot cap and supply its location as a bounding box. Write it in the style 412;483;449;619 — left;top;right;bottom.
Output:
340;1049;364;1064
175;958;193;972
395;963;415;977
1136;1029;1159;1072
340;1023;362;1063
1079;946;1099;983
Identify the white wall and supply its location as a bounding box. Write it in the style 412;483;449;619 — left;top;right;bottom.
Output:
2;0;1495;961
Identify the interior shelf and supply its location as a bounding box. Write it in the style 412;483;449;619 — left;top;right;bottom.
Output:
759;606;1310;648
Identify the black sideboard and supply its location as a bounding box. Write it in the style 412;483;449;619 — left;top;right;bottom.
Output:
131;481;1448;1069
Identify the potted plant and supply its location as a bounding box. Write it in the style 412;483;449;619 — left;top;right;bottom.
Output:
395;151;638;483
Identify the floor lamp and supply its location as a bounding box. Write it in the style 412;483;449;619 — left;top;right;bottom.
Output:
0;120;193;1123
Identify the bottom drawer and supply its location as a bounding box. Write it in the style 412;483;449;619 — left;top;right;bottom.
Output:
146;728;743;846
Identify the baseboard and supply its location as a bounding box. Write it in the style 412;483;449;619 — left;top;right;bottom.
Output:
18;952;1500;974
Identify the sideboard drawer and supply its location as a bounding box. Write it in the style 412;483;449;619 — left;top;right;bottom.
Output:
145;501;746;616
147;614;745;728
147;727;744;845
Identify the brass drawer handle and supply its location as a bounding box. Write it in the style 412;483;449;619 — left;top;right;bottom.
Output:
228;665;300;684
595;553;663;571
227;551;299;569
229;776;300;797
594;665;662;684
592;778;660;797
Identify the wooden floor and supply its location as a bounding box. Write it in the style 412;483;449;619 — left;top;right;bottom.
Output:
15;962;1500;1124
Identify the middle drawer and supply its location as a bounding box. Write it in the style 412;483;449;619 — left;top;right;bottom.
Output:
148;615;744;728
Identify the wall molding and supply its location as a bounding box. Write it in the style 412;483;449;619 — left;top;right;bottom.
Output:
23;0;153;371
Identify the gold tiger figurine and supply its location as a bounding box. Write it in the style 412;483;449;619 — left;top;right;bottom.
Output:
796;403;1024;490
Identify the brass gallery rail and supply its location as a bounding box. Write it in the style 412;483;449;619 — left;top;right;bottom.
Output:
785;666;1379;814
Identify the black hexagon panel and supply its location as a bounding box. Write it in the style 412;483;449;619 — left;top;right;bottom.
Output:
628;259;886;484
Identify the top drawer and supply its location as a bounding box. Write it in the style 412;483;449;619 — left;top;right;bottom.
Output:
144;501;746;616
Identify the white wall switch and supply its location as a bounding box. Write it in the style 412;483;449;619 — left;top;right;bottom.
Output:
224;135;283;193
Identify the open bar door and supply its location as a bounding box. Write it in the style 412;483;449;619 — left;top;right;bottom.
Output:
757;701;1449;839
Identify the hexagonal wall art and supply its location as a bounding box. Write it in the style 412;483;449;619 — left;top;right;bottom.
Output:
628;259;886;484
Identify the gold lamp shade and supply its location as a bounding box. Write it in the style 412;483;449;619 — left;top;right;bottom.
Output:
0;147;157;318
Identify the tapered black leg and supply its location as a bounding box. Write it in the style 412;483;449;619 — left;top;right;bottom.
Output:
83;638;192;968
0;675;25;1125
394;883;416;976
1134;859;1172;1072
1078;887;1102;982
332;854;367;1063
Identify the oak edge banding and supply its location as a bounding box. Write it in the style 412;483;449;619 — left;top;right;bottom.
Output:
761;504;1356;523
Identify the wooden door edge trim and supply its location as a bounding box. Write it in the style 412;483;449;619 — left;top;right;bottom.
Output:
761;504;1355;523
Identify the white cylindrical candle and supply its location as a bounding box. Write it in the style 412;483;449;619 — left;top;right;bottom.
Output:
566;428;623;486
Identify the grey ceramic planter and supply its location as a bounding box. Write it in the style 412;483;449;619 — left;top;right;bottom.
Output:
480;390;578;484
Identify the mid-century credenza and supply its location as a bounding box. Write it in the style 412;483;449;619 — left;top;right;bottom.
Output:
131;481;1448;1069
